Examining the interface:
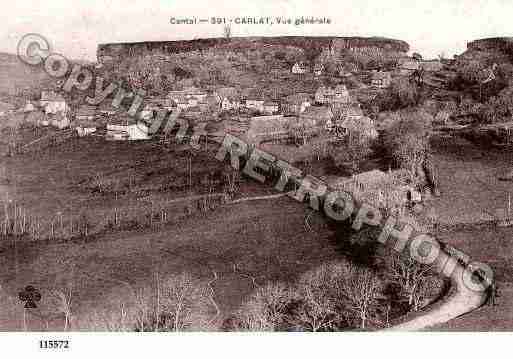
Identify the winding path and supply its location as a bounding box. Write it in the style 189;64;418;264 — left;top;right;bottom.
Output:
388;250;488;331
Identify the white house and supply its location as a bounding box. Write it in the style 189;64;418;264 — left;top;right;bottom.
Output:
76;126;97;137
40;90;68;115
0;101;15;117
313;63;324;76
23;101;36;113
263;101;279;114
106;121;151;141
245;99;265;113
292;62;307;74
49;112;70;130
221;96;241;111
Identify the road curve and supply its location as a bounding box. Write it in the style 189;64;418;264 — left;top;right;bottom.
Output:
387;250;488;331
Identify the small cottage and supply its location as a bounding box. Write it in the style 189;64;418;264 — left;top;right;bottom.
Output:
76;105;97;121
292;62;308;74
263;101;279;114
283;93;311;115
40;90;68;115
371;71;392;88
313;63;324;76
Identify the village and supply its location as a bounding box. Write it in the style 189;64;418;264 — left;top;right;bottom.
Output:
0;49;451;216
0;33;513;333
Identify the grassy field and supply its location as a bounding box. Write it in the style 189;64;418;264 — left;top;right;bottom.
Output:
422;134;513;330
0;131;343;330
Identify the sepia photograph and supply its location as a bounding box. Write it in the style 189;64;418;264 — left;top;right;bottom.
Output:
0;0;512;356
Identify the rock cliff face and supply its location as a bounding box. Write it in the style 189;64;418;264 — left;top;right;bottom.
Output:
467;37;513;54
97;36;409;63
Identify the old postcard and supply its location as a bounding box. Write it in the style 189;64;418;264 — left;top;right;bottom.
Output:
0;0;511;357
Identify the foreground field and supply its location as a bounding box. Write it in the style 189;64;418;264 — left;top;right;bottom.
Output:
0;197;339;330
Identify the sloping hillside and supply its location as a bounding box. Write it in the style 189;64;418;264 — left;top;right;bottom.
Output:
0;52;54;96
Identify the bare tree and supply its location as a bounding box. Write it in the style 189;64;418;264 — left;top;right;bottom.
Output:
159;273;213;331
340;266;382;329
235;282;294;331
389;253;434;311
292;266;336;331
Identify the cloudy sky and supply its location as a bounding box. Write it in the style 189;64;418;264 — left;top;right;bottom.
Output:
2;0;512;61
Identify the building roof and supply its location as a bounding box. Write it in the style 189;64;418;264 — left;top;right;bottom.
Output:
371;71;392;80
77;105;97;116
353;169;389;186
400;61;420;71
420;60;444;72
216;87;238;99
286;92;312;104
334;84;349;93
339;115;376;137
41;90;66;102
247;115;288;137
301;106;333;119
0;101;14;112
263;101;279;106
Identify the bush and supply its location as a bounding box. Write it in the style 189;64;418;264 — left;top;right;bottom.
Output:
376;78;421;111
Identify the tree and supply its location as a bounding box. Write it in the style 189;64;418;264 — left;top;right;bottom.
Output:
330;130;373;175
388;253;441;311
336;264;383;329
382;109;433;184
412;52;423;61
378;78;421;111
157;273;212;331
292;266;337;331
234;282;295;331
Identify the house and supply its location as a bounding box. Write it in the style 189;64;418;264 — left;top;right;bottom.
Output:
338;114;378;140
313;63;324;76
221;96;241;111
0;101;15;117
49;112;70;130
74;118;97;137
245;98;265;113
420;60;444;72
292;62;308;74
215;87;240;111
175;96;192;110
481;64;497;84
339;62;358;77
76;105;97;121
22;101;36;113
24;111;44;126
76;126;97;137
167;87;208;109
106;118;151;141
328;169;419;211
40;90;68;115
315;85;350;105
434;110;451;125
371;71;392;88
98;102;118;116
398;59;420;75
315;86;334;104
334;84;350;101
299;106;333;128
263;101;279;114
283;93;311;115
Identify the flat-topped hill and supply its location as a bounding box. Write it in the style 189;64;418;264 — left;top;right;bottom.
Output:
467;37;513;54
97;36;409;63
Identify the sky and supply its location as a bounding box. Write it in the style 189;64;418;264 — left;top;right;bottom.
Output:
1;0;512;61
